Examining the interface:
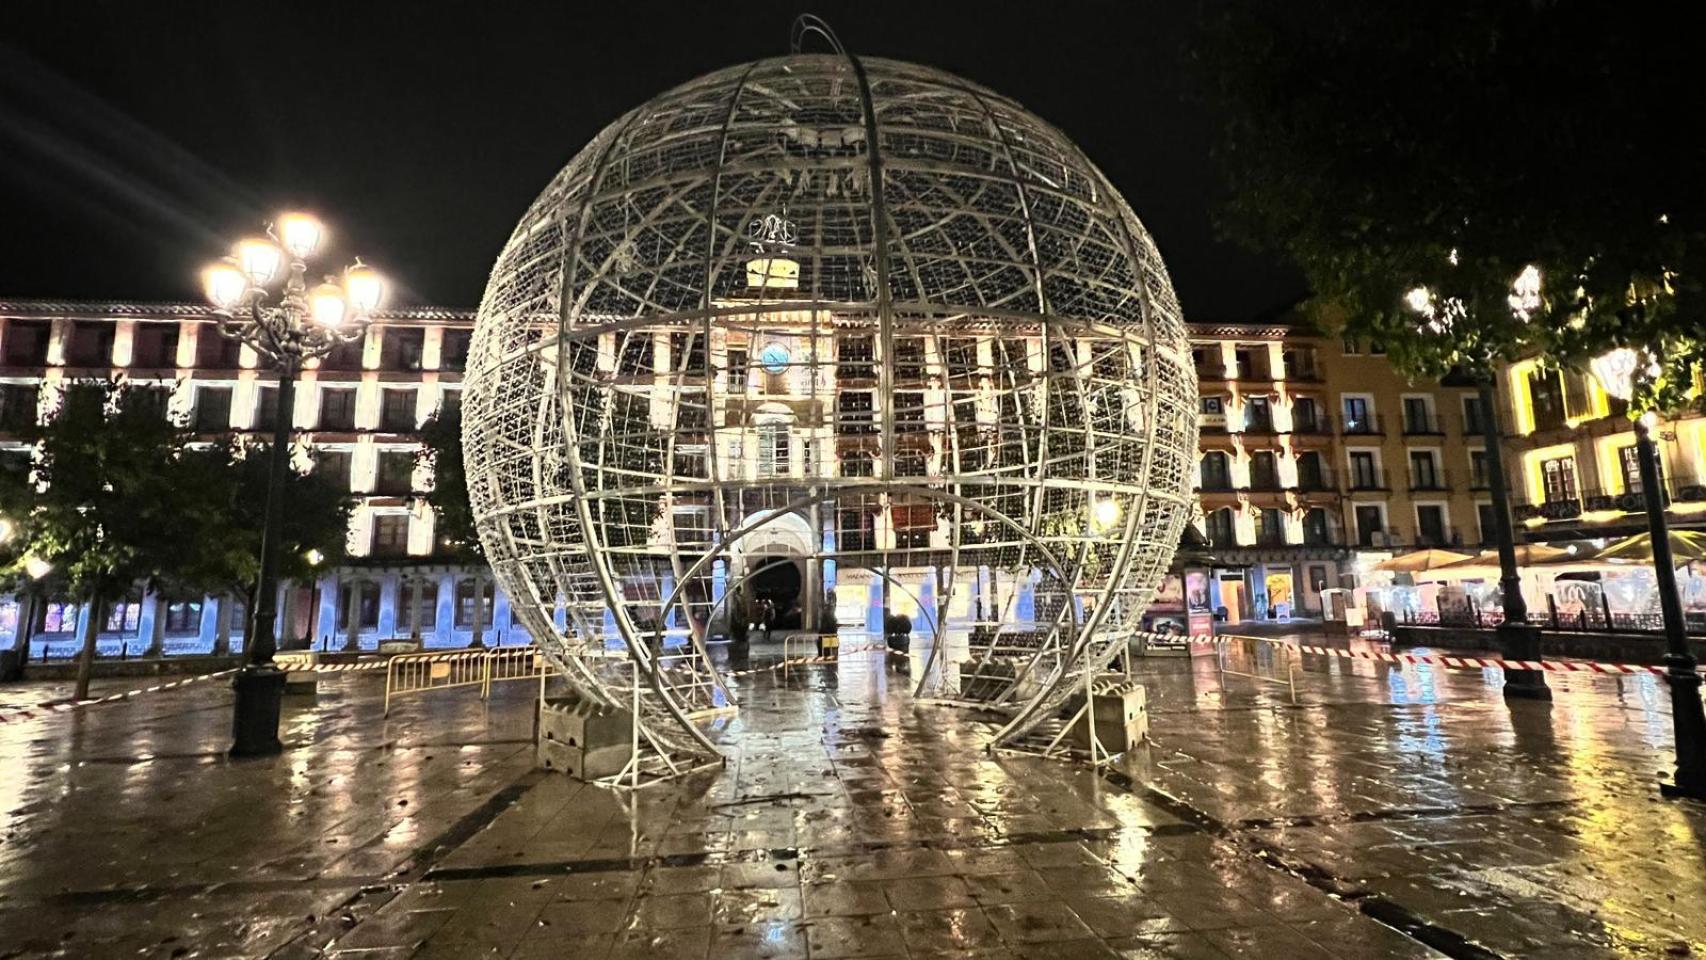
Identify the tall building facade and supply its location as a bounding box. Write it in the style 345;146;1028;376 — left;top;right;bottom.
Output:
0;299;506;658
2;298;1566;654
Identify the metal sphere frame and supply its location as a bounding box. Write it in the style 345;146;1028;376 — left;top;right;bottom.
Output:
463;41;1198;781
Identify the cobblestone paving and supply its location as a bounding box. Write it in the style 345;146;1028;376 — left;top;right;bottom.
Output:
0;636;1701;959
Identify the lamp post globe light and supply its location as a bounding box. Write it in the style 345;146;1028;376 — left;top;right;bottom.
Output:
1589;348;1706;800
202;213;384;757
461;21;1198;781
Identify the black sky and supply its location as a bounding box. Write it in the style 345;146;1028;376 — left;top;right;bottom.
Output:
0;1;1302;319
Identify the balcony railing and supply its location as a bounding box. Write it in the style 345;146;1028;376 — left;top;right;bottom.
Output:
1296;469;1338;493
1287;413;1333;436
1408;468;1453;492
1199;477;1235;493
1413;526;1465;548
1243;474;1285;493
1402;412;1444;435
1347;468;1389;491
1341;413;1384;435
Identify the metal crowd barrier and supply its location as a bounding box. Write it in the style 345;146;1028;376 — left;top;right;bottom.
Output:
1208;634;1298;704
383;645;552;716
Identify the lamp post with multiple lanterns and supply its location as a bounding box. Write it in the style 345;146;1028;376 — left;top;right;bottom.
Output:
1588;348;1706;800
201;213;383;757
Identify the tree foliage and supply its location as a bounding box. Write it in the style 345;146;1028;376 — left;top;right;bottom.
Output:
168;437;355;601
1197;0;1705;406
0;379;195;605
417;403;483;560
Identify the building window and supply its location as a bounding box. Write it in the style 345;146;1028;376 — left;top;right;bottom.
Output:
438;390;462;421
1409;451;1441;489
441;329;472;371
1540;456;1579;503
839;448;875;478
195;327;243;368
164;599;203;633
1200;451;1231;491
1257;508;1285;545
66;321;116;367
314;450;353;491
838;336;874;379
836;509;876;551
1462;394;1489;435
1296;452;1328;490
892;391;926;433
379;388;417;432
945;338;982;379
1200;395;1227;430
253;385;280;431
1354;505;1384;546
617;332;652;376
837;391;875;434
0;384;38;431
1402;397;1435;433
668;333;708;376
341;581;381;630
1618;444;1662;495
757;422;790;477
1340;336;1361;355
893;338;927;382
1243;397;1273;432
1342;396;1376;433
726;348;749;389
193;386;233;433
320;337;365;372
375;450;416;495
1303;508;1331;545
371;514;411;556
1291;396;1320;432
1527;369;1567;432
38;601;79;633
1478;503;1499;544
1416;505;1448;546
892;504;935;549
400;579;438;629
3;319;51;365
318;388;357;431
1205;508;1236;547
1348;451;1380;489
454;578;495;627
103;596;143;633
1249;451;1279;490
381;328;425;371
132;323;180;368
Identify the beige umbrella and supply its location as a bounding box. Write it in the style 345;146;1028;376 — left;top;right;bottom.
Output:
1420;543;1597;579
1595;531;1706;565
1372;548;1473;573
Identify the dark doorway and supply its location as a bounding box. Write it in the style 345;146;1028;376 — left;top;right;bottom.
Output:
750;557;803;629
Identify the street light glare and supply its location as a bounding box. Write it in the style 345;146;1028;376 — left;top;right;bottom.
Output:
1092;497;1122;532
235;238;282;285
23;555;52;580
278;212;325;259
201;260;249;310
345;262;386;315
309;282;348;328
1590;347;1639;401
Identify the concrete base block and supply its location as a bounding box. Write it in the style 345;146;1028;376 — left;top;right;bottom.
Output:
1070;681;1148;754
537;695;634;781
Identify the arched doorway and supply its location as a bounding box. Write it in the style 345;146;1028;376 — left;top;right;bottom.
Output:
749;556;804;629
731;508;817;634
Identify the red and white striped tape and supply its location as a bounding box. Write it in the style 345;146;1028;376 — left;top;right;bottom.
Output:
1193;635;1690;678
0;668;240;726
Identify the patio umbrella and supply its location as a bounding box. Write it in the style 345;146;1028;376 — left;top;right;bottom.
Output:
1372;549;1472;573
1595;531;1706;565
1419;543;1592;579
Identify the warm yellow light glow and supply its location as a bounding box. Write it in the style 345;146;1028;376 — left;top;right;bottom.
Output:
305;549;325;566
235;238;282;285
23;555;52;580
310;282;348;328
201;259;249;310
1639;410;1658;429
1403;286;1432;315
745;257;800;289
345;262;385;315
1092;497;1122;532
278;212;325;259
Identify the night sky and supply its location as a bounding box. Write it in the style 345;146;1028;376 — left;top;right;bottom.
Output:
0;1;1302;319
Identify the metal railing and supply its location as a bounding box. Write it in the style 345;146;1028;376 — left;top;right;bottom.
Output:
1206;634;1297;704
383;645;550;715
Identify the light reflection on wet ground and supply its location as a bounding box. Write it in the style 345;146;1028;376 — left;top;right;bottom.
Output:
0;632;1699;958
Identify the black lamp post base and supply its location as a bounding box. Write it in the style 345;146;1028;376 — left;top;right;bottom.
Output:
1659;654;1706;801
1496;622;1553;701
229;665;287;758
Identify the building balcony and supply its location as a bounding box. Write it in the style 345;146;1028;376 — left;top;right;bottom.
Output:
1199;479;1236;494
1295;469;1338;493
1414;526;1467;548
1341;413;1385;436
1408;469;1454;493
1347;469;1390;492
1286;413;1333;437
1402;413;1445;435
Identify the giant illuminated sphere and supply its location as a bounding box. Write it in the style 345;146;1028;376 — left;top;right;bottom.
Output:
463;53;1197;772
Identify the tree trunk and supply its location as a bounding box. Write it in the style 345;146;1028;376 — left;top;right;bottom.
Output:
74;593;104;700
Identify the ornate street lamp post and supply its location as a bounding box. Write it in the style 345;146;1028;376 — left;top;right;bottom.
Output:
202;213;383;757
1589;348;1706;800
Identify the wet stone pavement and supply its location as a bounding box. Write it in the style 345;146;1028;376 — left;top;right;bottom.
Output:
0;634;1700;959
